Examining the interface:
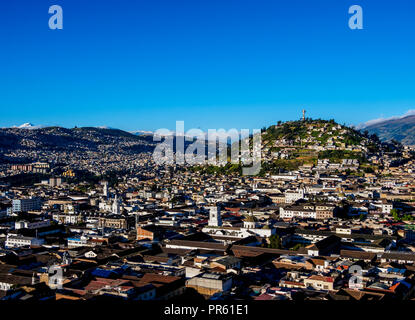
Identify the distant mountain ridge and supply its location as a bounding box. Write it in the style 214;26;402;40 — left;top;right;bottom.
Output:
363;115;415;145
12;123;45;130
0;125;226;164
0;126;157;163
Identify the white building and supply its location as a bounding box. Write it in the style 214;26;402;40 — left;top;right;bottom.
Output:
52;212;82;224
382;203;393;214
112;195;121;214
11;197;42;213
280;206;316;219
5;234;45;248
67;236;91;248
49;177;62;187
202;208;274;239
15;220;50;230
285;189;305;203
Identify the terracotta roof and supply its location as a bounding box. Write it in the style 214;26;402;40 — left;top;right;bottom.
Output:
340;250;376;261
139;273;181;285
307;275;334;283
309;258;326;266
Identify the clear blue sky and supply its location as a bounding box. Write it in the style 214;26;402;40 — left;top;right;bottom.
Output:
1;0;415;131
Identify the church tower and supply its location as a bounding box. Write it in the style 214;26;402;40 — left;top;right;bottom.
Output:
112;195;120;214
208;206;222;227
243;211;257;229
102;181;108;198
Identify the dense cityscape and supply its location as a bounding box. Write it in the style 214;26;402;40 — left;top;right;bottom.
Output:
3;2;415;317
1;117;415;301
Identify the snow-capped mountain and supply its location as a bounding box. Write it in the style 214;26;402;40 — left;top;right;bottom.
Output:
12;123;44;130
130;130;154;136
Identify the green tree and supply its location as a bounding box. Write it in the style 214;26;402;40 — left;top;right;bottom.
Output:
403;214;414;221
391;209;400;221
269;234;282;249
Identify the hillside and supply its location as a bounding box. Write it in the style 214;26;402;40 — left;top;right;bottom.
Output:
0;126;224;165
0;126;156;163
192;119;393;176
257;119;384;172
363;115;415;145
0;119;401;176
242;118;405;176
262;119;366;149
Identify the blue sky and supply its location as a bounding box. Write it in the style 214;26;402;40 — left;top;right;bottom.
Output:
1;0;415;131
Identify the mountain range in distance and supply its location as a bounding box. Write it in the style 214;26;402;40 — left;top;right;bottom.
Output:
0;124;225;164
359;114;415;145
0;126;157;159
6;113;415;147
8;124;249;142
11;123;45;130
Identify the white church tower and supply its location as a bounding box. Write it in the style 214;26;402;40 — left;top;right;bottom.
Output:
112;195;120;214
243;211;257;229
208;206;222;227
102;181;108;198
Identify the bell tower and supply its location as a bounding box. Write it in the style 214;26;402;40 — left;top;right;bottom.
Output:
208;206;222;227
112;194;120;214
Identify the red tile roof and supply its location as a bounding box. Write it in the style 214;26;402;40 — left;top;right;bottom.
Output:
307;275;334;283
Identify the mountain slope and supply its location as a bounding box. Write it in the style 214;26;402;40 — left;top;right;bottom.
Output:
364;115;415;145
0;126;225;164
207;118;392;175
0;126;156;162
